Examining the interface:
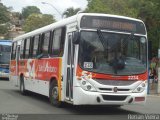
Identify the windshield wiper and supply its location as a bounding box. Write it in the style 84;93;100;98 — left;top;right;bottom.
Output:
113;32;135;74
97;29;108;50
97;29;120;74
97;29;108;59
97;29;118;74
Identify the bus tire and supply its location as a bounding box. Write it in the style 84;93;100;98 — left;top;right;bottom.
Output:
20;76;27;95
49;81;64;107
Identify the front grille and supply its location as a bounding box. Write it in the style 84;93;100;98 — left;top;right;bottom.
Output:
117;89;130;91
99;88;130;92
95;79;137;86
102;95;127;101
99;88;112;91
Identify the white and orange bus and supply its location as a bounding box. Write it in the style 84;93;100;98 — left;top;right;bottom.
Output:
10;13;148;107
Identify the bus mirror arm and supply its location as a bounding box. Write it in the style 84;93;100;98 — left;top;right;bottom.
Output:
73;31;80;44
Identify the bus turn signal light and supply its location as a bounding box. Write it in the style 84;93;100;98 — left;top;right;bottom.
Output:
135;97;145;102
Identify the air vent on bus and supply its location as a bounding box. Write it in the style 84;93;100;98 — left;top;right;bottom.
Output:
95;79;137;86
99;88;130;92
102;95;127;101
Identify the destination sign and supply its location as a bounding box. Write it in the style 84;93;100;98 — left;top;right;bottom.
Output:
80;16;146;34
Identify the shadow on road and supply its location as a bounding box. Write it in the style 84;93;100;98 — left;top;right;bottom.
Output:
61;104;139;115
0;78;9;81
0;80;140;115
9;90;139;115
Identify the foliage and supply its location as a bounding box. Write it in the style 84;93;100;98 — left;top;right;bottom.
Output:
0;3;10;24
0;25;8;34
0;2;10;35
23;14;55;32
128;0;160;53
86;0;138;18
21;6;41;19
0;3;56;38
63;7;81;18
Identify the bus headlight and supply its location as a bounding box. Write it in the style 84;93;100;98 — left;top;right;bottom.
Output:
133;81;147;93
79;79;97;92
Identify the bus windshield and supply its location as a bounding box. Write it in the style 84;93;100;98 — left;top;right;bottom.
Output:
79;31;147;75
0;45;11;64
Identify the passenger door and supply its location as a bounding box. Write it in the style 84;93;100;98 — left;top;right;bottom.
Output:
66;33;75;100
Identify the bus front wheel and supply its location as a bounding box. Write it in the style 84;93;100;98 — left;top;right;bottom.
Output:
49;81;64;107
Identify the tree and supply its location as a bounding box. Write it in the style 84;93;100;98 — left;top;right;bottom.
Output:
63;7;81;18
86;0;138;18
0;25;8;34
23;13;55;32
0;3;10;24
0;2;10;36
128;0;160;53
22;6;41;19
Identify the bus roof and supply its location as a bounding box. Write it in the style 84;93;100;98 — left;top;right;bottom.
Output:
13;13;145;42
0;40;12;46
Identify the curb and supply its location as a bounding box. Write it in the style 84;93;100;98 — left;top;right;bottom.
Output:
147;94;160;97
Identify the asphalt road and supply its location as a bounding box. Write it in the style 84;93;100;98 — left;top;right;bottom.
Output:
0;80;160;120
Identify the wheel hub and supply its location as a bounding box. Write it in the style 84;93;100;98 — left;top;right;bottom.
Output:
52;87;58;100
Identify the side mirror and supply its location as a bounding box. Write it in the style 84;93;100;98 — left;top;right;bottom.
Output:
73;31;80;44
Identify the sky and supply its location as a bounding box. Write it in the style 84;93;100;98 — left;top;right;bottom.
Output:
1;0;88;20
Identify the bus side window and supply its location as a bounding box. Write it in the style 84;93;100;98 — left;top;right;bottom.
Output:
32;35;40;58
41;32;50;58
20;40;25;59
11;42;17;60
50;27;66;57
60;27;66;56
24;38;30;59
29;37;34;58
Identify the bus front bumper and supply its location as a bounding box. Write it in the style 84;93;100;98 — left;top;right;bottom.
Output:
73;87;147;105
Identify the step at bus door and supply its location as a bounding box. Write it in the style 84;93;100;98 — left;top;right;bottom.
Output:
66;33;75;100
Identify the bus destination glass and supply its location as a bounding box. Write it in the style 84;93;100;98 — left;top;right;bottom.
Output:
80;16;146;35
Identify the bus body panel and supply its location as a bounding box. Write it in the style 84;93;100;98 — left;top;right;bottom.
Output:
11;58;62;96
76;65;148;81
73;86;147;105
